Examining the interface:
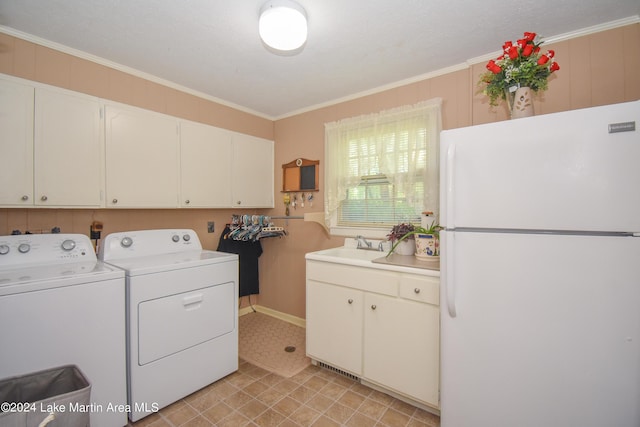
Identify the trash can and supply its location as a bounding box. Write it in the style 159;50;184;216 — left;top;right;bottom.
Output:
0;365;91;427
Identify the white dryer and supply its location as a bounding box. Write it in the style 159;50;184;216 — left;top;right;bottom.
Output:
0;233;127;427
99;229;238;422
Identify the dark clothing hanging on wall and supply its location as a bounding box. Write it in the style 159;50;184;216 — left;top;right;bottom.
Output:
217;225;263;297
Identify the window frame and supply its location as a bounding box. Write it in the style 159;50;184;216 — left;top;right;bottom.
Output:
324;99;442;237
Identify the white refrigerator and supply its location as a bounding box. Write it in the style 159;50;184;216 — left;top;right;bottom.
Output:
439;101;640;427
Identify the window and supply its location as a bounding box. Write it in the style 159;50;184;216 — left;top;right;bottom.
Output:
324;99;441;234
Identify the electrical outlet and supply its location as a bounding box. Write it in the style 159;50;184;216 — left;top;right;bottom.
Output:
207;221;215;233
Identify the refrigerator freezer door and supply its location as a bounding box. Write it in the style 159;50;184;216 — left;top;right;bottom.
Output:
440;101;640;233
440;230;640;427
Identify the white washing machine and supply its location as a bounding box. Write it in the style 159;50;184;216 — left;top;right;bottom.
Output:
99;229;238;422
0;233;127;427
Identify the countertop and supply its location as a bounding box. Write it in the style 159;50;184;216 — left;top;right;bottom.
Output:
372;253;440;271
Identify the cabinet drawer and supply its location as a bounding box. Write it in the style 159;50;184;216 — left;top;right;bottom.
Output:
399;274;439;305
306;261;398;296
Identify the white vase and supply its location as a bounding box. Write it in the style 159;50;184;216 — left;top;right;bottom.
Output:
393;240;415;256
510;87;535;119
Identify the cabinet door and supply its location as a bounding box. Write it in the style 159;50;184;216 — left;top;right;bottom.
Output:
105;105;179;208
306;280;363;376
231;133;274;208
34;88;104;207
364;293;440;407
0;78;34;206
180;121;233;207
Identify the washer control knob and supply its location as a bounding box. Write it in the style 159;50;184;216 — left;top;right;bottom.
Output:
61;239;76;251
0;244;9;255
18;243;30;253
120;237;133;248
172;235;180;243
182;234;191;242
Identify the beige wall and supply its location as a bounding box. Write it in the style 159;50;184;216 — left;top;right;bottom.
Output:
1;24;639;319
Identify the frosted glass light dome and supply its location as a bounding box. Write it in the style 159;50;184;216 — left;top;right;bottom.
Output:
259;0;307;53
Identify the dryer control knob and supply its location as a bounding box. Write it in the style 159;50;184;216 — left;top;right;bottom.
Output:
120;237;133;248
183;234;191;242
18;243;30;253
0;244;9;255
172;235;180;242
61;239;76;251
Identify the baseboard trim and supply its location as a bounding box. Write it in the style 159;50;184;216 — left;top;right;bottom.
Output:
239;304;306;329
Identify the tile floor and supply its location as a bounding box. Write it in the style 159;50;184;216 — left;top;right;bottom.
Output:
130;360;440;427
129;312;441;426
238;312;311;378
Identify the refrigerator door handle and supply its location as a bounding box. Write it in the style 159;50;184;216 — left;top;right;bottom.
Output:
443;231;457;317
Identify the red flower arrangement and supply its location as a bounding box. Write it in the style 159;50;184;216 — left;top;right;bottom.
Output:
479;32;560;106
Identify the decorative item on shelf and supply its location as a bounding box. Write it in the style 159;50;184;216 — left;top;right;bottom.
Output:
478;31;560;119
282;158;319;192
387;221;443;259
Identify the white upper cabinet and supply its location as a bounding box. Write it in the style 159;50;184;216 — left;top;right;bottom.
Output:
1;75;274;210
0;77;34;206
105;104;180;208
0;77;103;208
179;121;233;208
34;87;104;207
231;133;274;208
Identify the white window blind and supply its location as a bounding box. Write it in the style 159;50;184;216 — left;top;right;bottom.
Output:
324;98;442;230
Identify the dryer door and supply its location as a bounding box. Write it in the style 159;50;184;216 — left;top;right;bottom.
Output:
138;281;235;365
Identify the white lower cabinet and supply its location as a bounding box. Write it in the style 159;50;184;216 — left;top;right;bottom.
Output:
306;260;440;410
363;292;439;406
306;280;363;375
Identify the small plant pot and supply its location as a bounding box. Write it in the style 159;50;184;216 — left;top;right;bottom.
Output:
414;233;439;258
392;239;415;256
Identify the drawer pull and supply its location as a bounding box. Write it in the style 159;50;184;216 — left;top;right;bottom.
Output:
348;298;353;304
414;288;421;294
371;304;377;310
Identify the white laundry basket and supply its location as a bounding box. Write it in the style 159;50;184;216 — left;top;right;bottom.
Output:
0;365;91;427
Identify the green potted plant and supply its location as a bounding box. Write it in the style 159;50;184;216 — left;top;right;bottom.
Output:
386;221;443;258
386;223;416;255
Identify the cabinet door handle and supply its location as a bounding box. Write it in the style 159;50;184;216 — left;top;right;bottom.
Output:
347;298;353;304
414;288;421;294
185;199;190;204
112;198;118;204
21;195;29;201
40;195;48;201
371;304;377;310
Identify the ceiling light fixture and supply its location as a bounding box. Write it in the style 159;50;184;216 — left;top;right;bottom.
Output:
259;0;307;54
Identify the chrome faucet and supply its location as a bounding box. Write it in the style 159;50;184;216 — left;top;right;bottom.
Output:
356;235;372;249
356;236;386;251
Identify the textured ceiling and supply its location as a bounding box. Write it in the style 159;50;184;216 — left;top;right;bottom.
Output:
0;0;638;119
